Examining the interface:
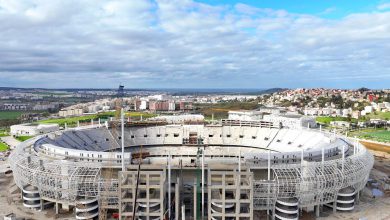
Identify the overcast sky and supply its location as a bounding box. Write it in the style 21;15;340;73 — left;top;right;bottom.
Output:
0;0;389;89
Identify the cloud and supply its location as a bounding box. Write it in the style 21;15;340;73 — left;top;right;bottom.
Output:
0;0;389;88
319;7;336;15
377;3;390;10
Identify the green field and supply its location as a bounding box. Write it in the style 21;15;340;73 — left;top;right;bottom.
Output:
0;111;24;120
15;136;34;142
365;111;390;120
39;115;98;126
0;129;9;137
316;116;357;124
0;142;9;152
38;112;157;126
125;112;157;118
358;130;390;143
348;127;390;143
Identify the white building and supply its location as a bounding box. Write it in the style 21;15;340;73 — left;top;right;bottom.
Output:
148;94;171;101
342;109;351;117
168;101;176;111
10;123;59;136
334;109;342;116
377;103;386;111
59;109;83;117
102;106;111;111
364;106;373;113
228;110;263;121
352;111;361;119
321;108;332;116
87;105;101;113
303;108;319;116
140;100;148;110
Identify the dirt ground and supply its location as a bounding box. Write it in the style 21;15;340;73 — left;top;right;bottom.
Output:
0;173;74;220
319;155;390;220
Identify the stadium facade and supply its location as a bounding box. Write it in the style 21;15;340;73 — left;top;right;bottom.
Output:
9;119;374;220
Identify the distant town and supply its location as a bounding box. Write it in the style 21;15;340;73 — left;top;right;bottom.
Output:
1;87;390;132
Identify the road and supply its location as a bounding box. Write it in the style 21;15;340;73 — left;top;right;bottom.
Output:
0;136;20;149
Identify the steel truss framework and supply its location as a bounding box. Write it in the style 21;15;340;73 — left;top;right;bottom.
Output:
10;129;373;213
10;138;103;205
253;144;373;210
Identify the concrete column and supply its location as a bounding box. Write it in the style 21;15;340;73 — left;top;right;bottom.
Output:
182;205;186;220
315;205;320;217
235;172;240;217
222;174;225;219
355;190;360;205
267;150;271;216
322;145;325;173
271;205;275;220
193;179;197;220
342;144;345;173
121;108;125;172
55;202;59;214
176;177;180;220
201;149;205;220
168;152;172;220
207;169;211;220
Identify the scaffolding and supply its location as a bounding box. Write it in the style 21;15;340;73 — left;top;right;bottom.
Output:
9;125;374;218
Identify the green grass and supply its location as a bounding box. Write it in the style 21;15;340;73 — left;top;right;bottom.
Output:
0;142;9;152
38;112;157;126
365;111;390;120
358;130;390;143
39;115;98;126
125;112;157;118
0;111;24;120
0;129;9;136
348;128;390;143
0;130;9;137
15;136;34;142
316;116;357;124
348;128;384;136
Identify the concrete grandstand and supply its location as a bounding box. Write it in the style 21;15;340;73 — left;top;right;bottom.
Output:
9;117;374;220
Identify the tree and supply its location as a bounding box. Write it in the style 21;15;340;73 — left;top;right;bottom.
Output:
330;95;344;108
346;114;352;122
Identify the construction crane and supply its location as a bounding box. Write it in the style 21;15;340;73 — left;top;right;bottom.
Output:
99;86;124;220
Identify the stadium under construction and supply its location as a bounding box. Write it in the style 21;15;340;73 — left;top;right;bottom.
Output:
9;115;374;220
